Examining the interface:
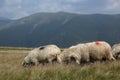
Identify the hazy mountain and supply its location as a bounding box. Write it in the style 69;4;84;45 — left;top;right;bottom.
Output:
0;17;12;29
0;12;120;48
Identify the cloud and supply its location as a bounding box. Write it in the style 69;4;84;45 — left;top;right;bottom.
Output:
0;0;88;19
0;0;29;19
0;0;120;19
37;0;74;13
65;0;86;3
36;0;88;13
105;0;120;11
5;0;22;6
0;6;28;19
14;11;28;19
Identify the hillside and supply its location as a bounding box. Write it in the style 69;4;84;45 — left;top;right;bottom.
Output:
0;12;120;47
0;17;13;29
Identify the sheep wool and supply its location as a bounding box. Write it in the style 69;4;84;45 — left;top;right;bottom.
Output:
112;43;120;59
22;44;61;66
86;41;115;61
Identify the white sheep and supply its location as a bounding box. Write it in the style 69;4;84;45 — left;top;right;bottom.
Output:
57;41;115;65
22;44;61;67
112;43;120;59
57;43;89;64
86;41;116;62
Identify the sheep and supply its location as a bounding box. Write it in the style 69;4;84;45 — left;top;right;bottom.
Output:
57;43;90;64
22;44;61;67
112;43;120;59
85;41;116;62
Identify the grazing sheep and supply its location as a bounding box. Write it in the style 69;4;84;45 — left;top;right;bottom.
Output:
22;44;61;67
112;43;120;59
57;43;89;64
57;48;78;64
86;41;115;62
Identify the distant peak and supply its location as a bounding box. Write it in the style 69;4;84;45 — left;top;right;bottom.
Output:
57;11;68;14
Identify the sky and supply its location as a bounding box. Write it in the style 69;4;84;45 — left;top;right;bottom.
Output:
0;0;120;19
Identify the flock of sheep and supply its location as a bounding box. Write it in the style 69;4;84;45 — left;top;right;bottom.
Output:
22;41;120;67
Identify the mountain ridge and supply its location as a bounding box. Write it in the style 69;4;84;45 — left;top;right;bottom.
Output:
0;12;120;48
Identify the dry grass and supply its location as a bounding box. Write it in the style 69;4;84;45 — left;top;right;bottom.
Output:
0;47;120;80
0;46;33;50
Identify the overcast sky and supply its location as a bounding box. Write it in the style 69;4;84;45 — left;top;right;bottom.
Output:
0;0;120;19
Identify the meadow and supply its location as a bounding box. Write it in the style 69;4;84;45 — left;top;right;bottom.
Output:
0;47;120;80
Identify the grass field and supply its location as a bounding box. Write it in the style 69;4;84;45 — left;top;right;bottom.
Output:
0;47;120;80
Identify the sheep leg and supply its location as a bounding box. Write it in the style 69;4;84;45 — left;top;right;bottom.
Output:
57;56;63;64
32;58;39;66
48;58;53;64
76;59;80;64
34;61;39;66
74;55;81;64
106;51;116;61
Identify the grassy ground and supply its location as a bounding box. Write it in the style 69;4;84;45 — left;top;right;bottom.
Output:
0;47;120;80
0;46;32;50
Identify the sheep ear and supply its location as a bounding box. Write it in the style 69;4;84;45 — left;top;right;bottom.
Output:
60;48;65;52
39;46;45;50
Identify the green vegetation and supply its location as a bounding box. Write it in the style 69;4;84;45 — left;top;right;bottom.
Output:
0;47;120;80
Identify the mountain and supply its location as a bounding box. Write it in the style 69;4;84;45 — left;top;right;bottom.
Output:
0;12;120;48
0;17;13;31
